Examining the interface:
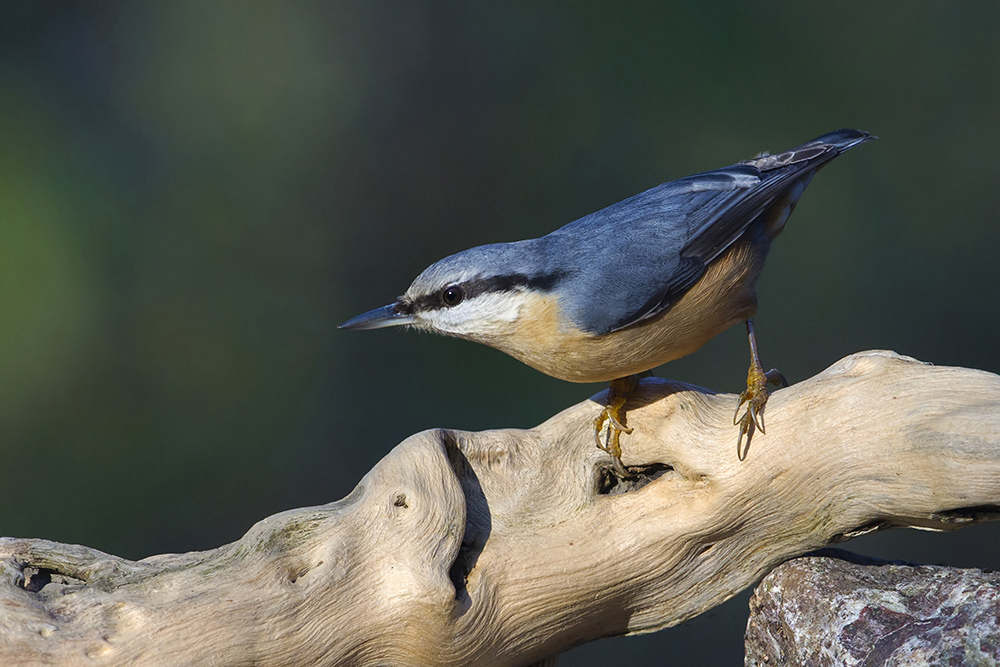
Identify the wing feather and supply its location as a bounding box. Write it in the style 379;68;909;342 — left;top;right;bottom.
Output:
601;129;873;332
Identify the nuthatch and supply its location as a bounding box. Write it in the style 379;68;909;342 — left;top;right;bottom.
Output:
341;129;873;473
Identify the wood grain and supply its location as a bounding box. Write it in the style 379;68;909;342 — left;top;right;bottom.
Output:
2;350;998;666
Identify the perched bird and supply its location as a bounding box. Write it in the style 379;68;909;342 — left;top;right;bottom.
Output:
341;129;873;474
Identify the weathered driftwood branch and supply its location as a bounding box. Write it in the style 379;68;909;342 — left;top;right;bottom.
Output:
2;350;999;666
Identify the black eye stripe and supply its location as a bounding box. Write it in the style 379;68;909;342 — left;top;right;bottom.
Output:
399;271;568;314
463;272;566;299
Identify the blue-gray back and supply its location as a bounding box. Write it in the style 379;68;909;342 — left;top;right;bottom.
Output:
540;128;873;334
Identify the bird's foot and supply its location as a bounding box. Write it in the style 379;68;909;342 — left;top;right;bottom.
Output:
734;364;787;460
594;375;640;477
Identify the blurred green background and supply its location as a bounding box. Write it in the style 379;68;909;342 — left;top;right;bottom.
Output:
2;2;998;663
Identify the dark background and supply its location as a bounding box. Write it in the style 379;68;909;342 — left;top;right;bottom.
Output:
2;2;998;664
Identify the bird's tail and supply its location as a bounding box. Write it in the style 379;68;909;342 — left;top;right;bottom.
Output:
741;128;876;173
682;128;875;260
747;129;878;239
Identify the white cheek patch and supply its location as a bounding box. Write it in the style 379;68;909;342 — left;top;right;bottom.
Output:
426;291;528;336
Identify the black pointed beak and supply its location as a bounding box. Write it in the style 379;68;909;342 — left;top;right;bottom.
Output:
338;303;415;330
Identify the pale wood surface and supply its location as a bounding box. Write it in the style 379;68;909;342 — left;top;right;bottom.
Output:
2;351;999;666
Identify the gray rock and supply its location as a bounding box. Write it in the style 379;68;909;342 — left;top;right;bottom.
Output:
745;549;1000;666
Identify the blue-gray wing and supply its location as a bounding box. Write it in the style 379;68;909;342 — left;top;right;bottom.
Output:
553;129;872;334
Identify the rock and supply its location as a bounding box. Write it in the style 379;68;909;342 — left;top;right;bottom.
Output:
745;549;1000;666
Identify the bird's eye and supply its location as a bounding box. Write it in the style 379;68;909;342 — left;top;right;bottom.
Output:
441;285;464;307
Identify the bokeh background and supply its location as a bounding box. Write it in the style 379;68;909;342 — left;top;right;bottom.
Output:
2;2;998;663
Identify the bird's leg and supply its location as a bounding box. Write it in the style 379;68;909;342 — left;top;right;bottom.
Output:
734;319;787;460
594;375;640;477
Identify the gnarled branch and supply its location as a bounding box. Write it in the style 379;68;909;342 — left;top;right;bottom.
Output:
2;351;999;666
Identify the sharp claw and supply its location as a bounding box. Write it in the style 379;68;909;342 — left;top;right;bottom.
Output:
752;404;765;433
606;411;633;434
594;426;607;452
593;410;610;452
594;422;611;454
737;421;749;461
734;395;748;425
611;455;629;478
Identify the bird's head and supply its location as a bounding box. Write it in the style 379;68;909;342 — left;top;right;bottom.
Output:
339;241;567;342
